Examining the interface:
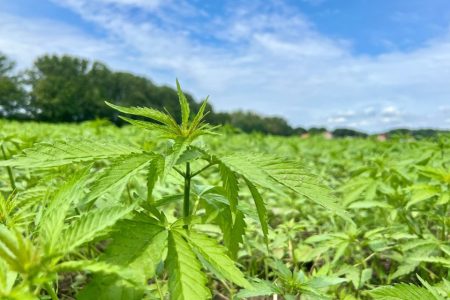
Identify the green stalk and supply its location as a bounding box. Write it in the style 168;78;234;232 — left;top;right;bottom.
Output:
1;144;16;190
183;162;191;229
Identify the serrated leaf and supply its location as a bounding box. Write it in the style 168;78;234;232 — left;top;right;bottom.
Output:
183;230;251;289
0;139;141;168
237;280;279;298
219;163;239;214
348;201;392;209
244;178;269;248
40;169;89;255
79;217;167;300
410;256;450;268
166;231;210;300
306;276;348;289
54;260;122;276
87;153;158;203
105;101;177;127
176;79;190;129
368;283;438;300
59;205;133;255
198;148;348;217
119;116;178;137
417;275;445;300
147;157;164;203
407;185;440;209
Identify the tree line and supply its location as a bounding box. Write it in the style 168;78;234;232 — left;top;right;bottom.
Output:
1;53;309;135
1;52;445;138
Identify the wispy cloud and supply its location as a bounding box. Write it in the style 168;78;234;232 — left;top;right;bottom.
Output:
0;0;449;132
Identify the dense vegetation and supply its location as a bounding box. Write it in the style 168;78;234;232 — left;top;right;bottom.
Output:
0;85;448;299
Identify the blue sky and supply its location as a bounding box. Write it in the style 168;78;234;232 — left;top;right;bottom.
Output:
1;0;450;132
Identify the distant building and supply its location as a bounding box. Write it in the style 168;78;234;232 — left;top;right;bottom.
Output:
377;134;387;142
323;131;333;139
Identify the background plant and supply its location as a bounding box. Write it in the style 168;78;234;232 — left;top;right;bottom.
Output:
0;81;354;299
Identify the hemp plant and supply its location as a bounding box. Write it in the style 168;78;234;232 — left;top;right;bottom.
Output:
0;80;343;299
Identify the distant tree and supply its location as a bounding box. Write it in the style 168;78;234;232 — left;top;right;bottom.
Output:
292;127;307;135
27;55;202;123
332;128;367;138
308;127;327;135
28;55;98;121
217;111;293;135
0;53;27;118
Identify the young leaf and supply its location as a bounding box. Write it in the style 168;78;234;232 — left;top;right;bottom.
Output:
105;101;178;127
176;79;190;130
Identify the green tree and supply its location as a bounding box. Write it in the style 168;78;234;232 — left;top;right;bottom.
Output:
0;53;27;119
28;55;104;121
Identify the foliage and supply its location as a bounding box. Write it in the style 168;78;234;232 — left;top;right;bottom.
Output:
0;53;27;119
0;81;449;299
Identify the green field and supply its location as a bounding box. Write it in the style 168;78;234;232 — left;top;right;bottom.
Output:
0;99;449;299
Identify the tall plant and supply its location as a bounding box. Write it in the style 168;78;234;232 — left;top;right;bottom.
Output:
0;80;344;299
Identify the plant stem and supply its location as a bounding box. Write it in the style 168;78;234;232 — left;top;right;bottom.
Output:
190;162;215;178
44;282;58;300
183;162;191;229
174;166;185;177
1;144;16;190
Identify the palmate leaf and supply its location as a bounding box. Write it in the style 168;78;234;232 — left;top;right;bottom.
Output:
166;231;210;300
86;152;160;203
0;139;141;168
59;204;134;255
182;230;252;289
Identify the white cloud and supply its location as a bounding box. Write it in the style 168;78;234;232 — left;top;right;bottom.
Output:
1;0;450;132
96;0;163;9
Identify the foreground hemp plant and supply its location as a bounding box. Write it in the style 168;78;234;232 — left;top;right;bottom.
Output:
0;80;345;299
